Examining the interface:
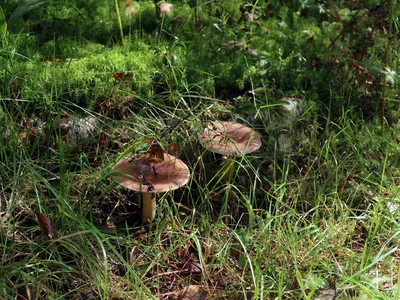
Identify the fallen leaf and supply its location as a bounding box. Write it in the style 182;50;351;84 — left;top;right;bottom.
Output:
144;138;165;164
39;56;64;65
112;72;132;82
168;142;182;157
314;287;336;300
36;212;54;240
178;285;208;300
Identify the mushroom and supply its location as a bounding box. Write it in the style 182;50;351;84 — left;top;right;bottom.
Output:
124;0;140;20
155;1;173;20
113;153;190;223
199;121;261;182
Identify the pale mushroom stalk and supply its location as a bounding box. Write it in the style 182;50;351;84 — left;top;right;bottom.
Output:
142;192;156;223
140;167;158;222
221;156;235;183
225;128;261;181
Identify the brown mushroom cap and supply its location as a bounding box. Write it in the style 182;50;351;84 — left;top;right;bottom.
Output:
113;153;190;193
199;121;262;155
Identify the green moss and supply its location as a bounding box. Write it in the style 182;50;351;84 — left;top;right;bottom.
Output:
40;38;105;59
8;43;156;109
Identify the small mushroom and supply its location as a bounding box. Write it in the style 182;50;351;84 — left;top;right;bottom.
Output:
113;153;190;222
124;0;140;20
199;121;261;181
156;2;173;20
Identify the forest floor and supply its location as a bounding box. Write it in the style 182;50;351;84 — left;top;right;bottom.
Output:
1;1;400;299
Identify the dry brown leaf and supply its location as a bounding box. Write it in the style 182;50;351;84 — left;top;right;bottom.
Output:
168;142;182;157
112;72;132;82
144;138;165;164
36;212;54;240
178;285;208;300
40;55;64;64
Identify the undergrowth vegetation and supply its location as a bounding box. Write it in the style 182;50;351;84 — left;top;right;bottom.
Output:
1;0;400;299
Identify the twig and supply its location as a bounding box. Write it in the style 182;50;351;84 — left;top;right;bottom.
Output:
114;0;125;46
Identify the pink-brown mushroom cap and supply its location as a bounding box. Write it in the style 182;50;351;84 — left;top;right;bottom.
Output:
199;121;262;156
157;2;173;18
113;153;190;193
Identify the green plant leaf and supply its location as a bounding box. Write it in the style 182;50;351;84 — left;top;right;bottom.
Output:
9;0;51;31
338;8;352;21
0;6;6;40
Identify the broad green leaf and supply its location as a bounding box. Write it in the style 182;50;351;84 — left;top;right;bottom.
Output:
9;0;51;31
338;8;352;21
0;6;6;40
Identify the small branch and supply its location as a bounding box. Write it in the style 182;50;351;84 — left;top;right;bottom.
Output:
114;0;125;46
328;9;364;50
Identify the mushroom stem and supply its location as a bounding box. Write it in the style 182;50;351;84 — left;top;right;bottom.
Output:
221;156;235;182
142;192;156;223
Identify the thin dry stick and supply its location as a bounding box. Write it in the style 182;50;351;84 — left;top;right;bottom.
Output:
328;9;364;50
114;0;125;46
